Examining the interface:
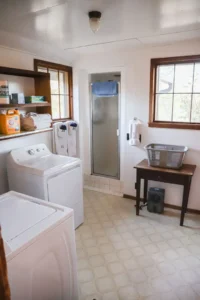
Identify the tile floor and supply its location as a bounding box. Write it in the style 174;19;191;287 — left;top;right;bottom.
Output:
76;189;200;300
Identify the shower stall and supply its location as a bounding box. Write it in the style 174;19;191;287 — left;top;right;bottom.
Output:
90;72;120;179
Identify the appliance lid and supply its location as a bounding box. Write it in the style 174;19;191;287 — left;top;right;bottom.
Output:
14;154;81;176
0;192;73;255
0;193;55;242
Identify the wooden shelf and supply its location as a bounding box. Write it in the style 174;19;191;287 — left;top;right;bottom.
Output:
0;128;52;141
0;103;51;108
0;66;50;78
0;65;52;117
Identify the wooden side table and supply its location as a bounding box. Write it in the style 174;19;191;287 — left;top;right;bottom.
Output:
134;159;196;226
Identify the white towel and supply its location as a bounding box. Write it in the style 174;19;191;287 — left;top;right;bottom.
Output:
53;122;68;155
66;120;78;157
129;119;140;146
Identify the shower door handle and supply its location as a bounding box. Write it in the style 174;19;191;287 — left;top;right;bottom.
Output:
116;129;120;136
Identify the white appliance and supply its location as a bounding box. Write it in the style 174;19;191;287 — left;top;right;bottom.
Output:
7;143;84;229
0;191;79;300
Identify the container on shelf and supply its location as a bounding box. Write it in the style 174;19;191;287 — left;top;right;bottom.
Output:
11;93;25;104
144;143;188;169
25;96;45;103
0;80;9;104
0;109;20;135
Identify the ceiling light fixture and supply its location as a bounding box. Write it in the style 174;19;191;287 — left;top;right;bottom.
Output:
88;11;102;33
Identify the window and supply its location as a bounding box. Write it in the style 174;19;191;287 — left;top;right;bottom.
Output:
149;55;200;129
34;59;73;120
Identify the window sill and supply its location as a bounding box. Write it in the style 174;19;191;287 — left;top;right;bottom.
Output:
0;128;52;141
148;122;200;130
52;118;72;123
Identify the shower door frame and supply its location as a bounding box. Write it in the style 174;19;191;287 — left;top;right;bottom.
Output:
90;73;121;179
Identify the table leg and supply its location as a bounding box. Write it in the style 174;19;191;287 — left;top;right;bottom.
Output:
136;171;141;216
143;179;148;204
180;177;191;226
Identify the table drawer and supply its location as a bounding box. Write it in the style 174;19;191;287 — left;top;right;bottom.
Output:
139;169;186;185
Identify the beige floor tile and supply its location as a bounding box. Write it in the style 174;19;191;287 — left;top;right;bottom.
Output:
144;266;160;278
77;190;200;300
113;272;130;288
173;259;188;271
86;246;100;256
108;233;123;242
112;241;126;250
181;269;199;284
126;239;139;249
131;246;145;256
83;295;102;300
151;277;172;293
80;281;97;297
94;266;109;279
102;291;119;300
175;285;199;300
118;285;139;300
77;258;90;270
128;269;147;283
96;277;115;293
184;255;200;268
104;252;119;263
89;255;105;267
137;282;155;297
158;261;176;275
108;262;124;275
83;238;97;248
168;238;183;248
137;255;155;268
116;249;132;261
163;249;179;260
78;269;94;283
123;258;139;270
99;243;114;254
121;232;133;240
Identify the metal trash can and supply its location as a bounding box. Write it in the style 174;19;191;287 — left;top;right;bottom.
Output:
147;187;165;214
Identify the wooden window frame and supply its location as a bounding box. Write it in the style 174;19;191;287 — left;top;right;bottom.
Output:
149;55;200;130
34;59;73;121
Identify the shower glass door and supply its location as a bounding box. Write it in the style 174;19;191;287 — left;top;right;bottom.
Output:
91;73;120;178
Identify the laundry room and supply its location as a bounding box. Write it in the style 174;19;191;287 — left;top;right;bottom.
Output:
1;1;200;300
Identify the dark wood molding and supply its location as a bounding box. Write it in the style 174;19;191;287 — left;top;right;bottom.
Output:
123;194;200;215
149;121;200;130
0;66;50;78
34;59;73;120
151;55;200;66
34;59;72;72
149;54;200;130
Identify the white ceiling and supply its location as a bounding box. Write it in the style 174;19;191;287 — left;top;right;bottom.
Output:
0;0;200;58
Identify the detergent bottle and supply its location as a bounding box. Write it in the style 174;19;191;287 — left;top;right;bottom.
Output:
0;109;20;135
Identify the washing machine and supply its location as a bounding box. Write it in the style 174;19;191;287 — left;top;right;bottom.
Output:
0;191;79;300
7;143;84;229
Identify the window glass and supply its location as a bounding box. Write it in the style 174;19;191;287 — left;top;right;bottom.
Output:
157;65;174;94
154;61;200;124
36;61;72;120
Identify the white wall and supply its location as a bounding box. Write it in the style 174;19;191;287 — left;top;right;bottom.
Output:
0;46;71;194
75;39;200;210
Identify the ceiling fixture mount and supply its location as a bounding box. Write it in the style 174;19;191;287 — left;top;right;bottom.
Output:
88;11;102;33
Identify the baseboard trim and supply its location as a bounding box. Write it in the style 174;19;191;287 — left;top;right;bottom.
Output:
123;194;200;215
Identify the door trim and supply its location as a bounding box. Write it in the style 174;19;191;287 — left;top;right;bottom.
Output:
90;73;121;179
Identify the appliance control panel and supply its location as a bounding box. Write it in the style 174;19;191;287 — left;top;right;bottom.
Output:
10;144;51;163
